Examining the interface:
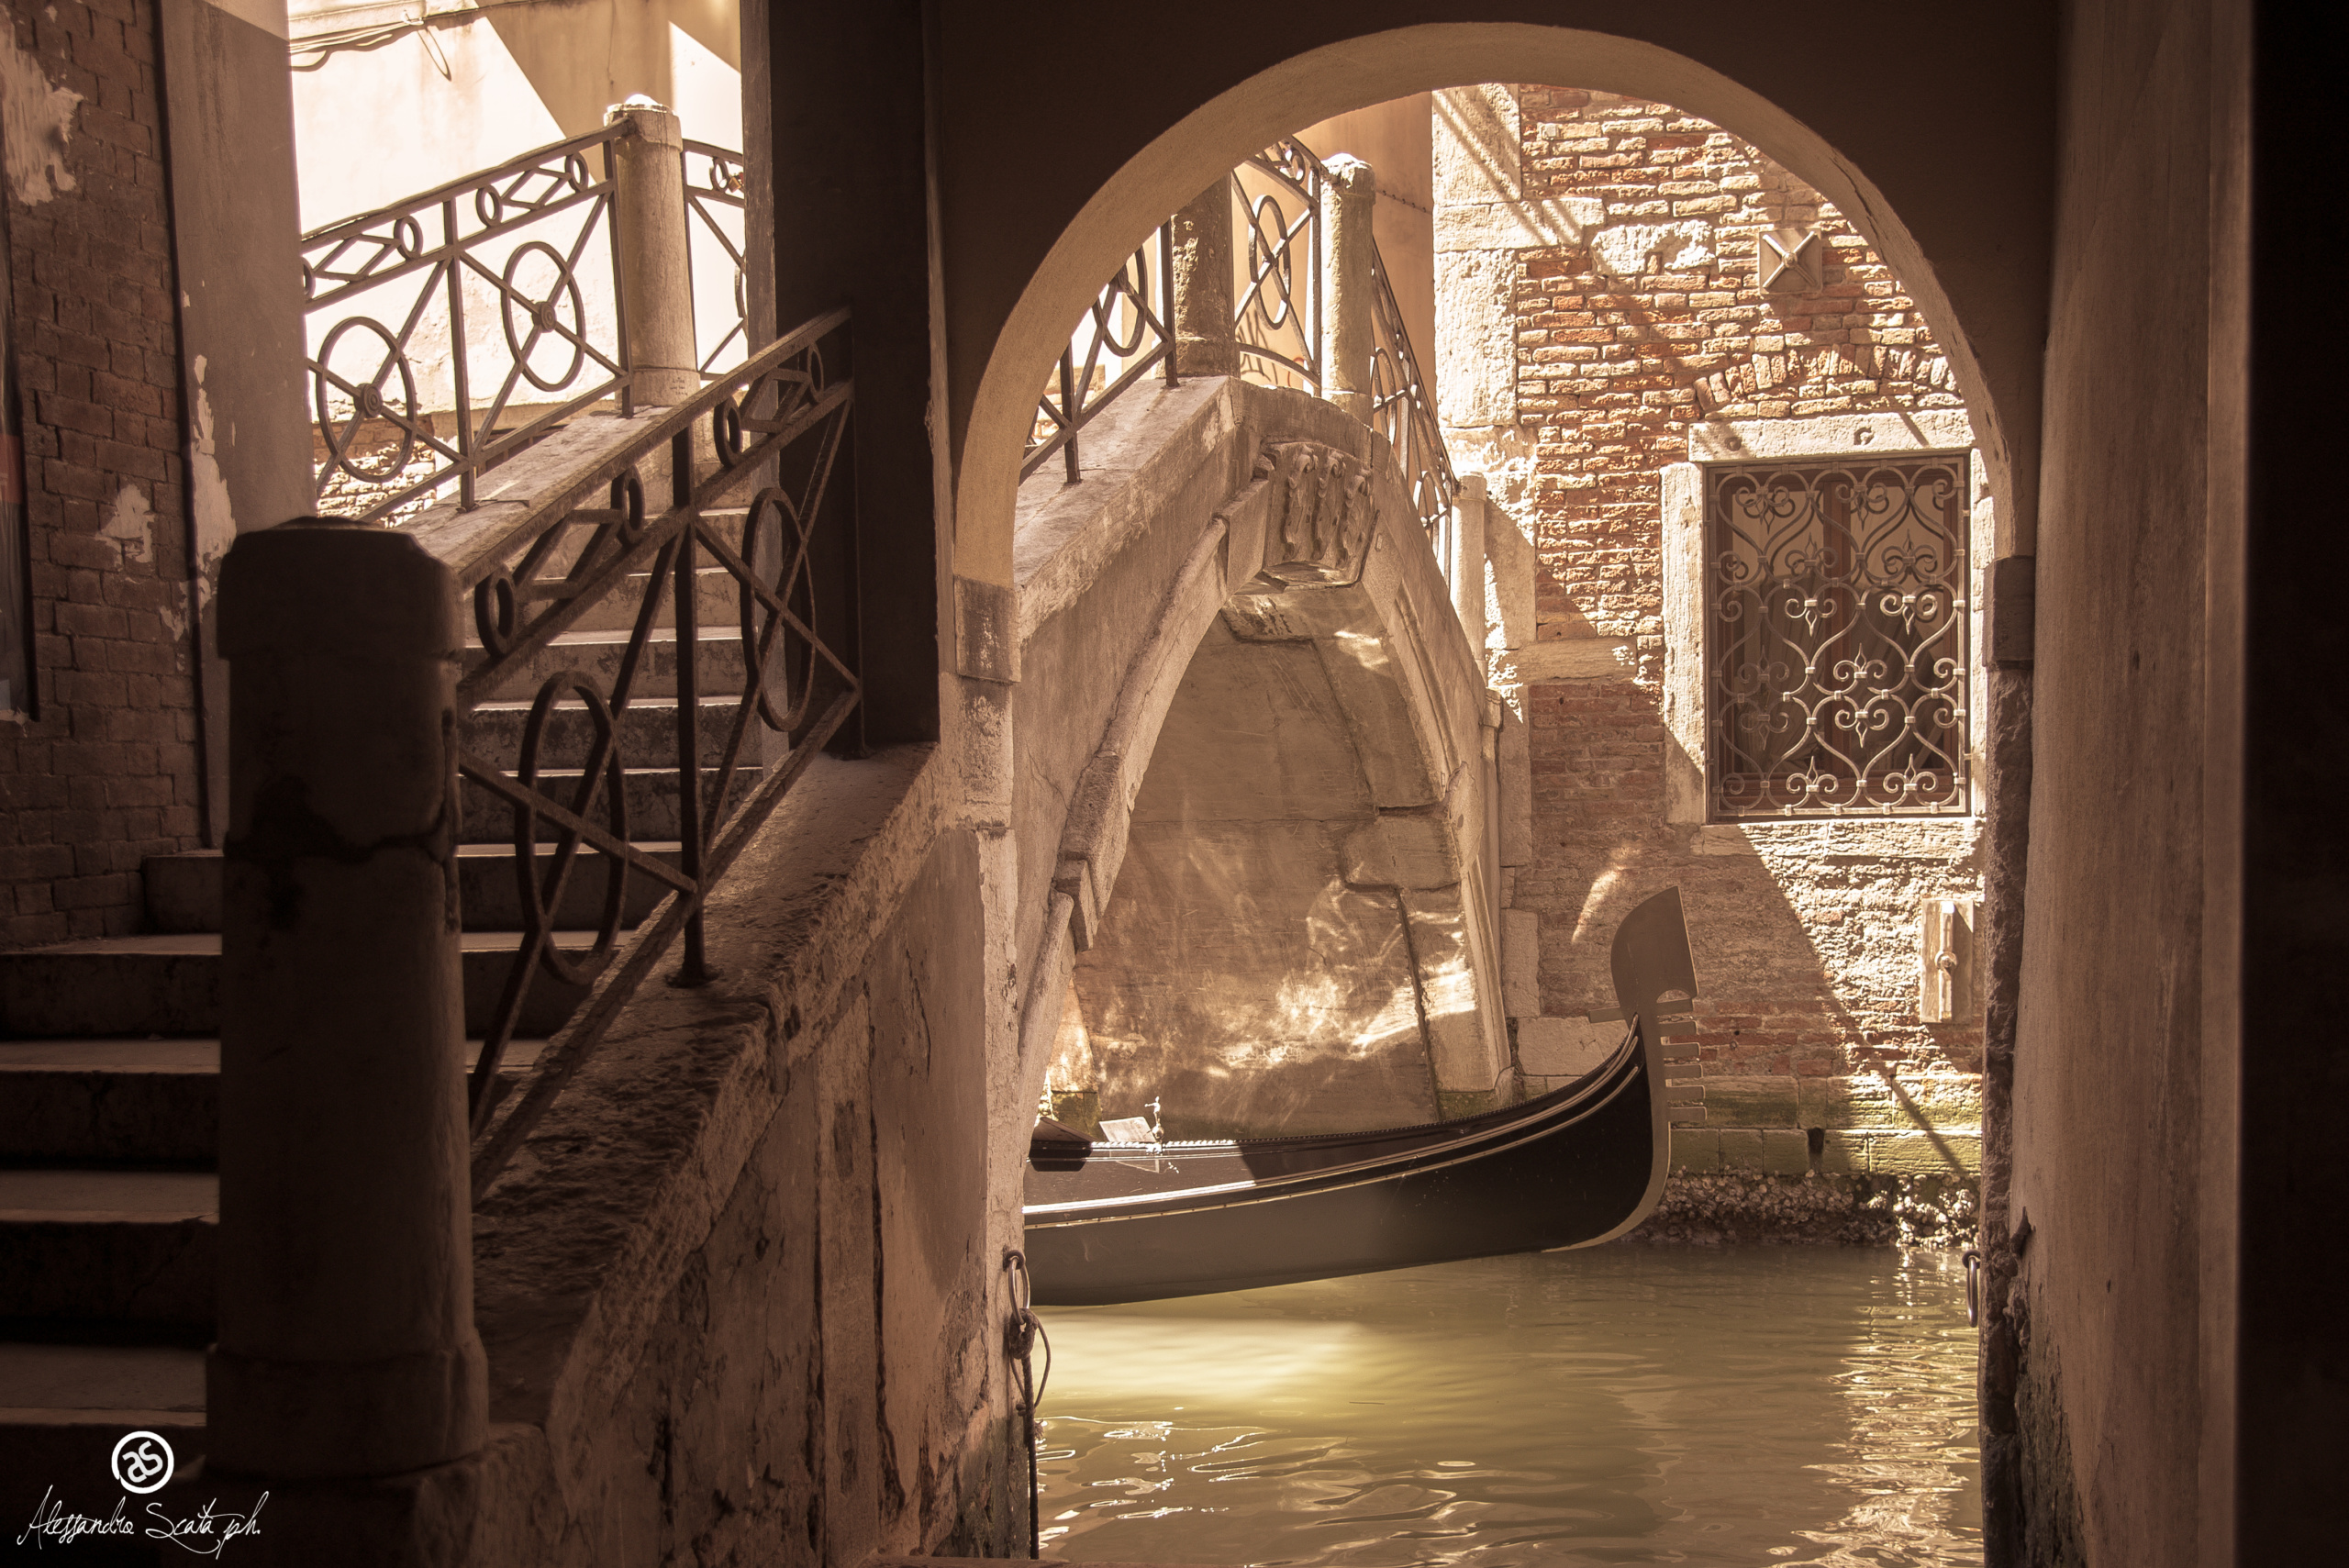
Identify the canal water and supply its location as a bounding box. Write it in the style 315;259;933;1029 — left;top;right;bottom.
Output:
1035;1246;1979;1566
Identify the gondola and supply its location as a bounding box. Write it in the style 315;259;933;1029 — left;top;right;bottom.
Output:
1021;887;1697;1306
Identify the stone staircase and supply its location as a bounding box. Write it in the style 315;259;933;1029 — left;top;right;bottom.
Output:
0;509;758;1481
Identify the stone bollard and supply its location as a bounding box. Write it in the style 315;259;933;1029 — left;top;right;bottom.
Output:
608;98;700;406
1170;178;1239;378
1319;154;1377;422
1452;472;1489;660
208;521;484;1481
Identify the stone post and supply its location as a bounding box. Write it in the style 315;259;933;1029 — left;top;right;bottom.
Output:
1451;472;1489;665
608;99;700;406
208;522;484;1481
1169;179;1238;377
1319;155;1377;422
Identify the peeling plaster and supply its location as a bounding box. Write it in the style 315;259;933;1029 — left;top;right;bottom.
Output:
102;483;153;566
1589;220;1715;278
188;357;236;608
0;24;79;206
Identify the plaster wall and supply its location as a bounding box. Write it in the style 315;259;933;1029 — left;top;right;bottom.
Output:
2004;0;2216;1560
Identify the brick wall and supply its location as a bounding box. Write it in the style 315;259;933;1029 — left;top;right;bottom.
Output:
1450;88;1985;1195
0;0;203;946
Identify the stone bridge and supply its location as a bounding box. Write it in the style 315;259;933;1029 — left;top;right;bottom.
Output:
1008;375;1506;1140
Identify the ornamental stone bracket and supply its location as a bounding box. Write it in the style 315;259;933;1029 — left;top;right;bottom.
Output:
1251;439;1378;588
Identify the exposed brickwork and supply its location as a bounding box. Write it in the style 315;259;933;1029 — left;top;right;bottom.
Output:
0;0;201;946
1475;90;1984;1180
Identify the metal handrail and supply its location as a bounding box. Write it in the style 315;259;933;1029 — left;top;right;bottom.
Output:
451;309;859;1198
1368;245;1461;539
1023;135;1459;540
1021;228;1177;483
305;128;755;524
682;139;750;374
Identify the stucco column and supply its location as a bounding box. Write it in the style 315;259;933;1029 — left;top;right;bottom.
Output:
1170;179;1238;377
208;523;484;1480
1319;155;1377;422
609;100;700;406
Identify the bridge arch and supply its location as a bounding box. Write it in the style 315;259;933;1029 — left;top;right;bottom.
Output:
943;15;2050;595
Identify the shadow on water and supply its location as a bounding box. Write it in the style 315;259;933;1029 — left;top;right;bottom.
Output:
1037;1246;1980;1566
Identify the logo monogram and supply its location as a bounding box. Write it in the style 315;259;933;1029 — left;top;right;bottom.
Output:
109;1430;174;1495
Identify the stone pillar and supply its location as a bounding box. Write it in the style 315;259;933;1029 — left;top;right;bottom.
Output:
1451;472;1488;662
608;100;700;406
1170;179;1238;378
208;523;484;1480
1319;155;1377;422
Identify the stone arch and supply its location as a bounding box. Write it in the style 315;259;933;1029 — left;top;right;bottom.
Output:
944;17;2048;595
1014;381;1505;1138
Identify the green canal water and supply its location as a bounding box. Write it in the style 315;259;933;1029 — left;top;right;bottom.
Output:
1035;1246;1980;1566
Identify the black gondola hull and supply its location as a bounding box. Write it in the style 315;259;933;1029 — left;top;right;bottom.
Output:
1020;887;1693;1306
1023;1014;1666;1306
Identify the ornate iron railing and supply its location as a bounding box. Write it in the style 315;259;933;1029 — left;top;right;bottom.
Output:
1021;136;1456;539
1368;248;1460;539
1232;139;1324;393
303;125;639;523
421;309;859;1196
306;128;755;523
1021;228;1177;482
683;139;749;374
1706;455;1970;817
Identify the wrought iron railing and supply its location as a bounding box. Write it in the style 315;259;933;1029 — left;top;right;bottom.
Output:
1233;139;1325;393
1706;454;1970;817
303;125;638;523
1367;248;1459;539
306;127;755;524
1022;136;1457;540
683;139;749;374
421;308;859;1196
1021;228;1177;482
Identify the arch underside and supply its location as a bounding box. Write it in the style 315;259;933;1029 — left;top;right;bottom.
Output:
1013;379;1506;1140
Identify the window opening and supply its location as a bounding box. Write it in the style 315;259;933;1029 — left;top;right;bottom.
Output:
1706;453;1969;817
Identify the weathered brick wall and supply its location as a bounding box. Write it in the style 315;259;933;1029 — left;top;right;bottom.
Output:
0;0;203;946
1445;88;1985;1200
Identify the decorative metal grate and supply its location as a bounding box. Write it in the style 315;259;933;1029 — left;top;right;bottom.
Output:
427;310;859;1197
302;126;638;523
1706;455;1970;817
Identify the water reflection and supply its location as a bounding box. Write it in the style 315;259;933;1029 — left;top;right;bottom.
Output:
1037;1246;1979;1565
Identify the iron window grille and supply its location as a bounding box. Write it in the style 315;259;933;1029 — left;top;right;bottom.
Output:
1705;453;1971;818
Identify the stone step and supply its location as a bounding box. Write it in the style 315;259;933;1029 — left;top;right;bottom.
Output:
146;843;683;936
0;1039;216;1163
512;560;746;638
0;934;602;1039
0;1340;207;1490
465;693;747;773
0;1039;548;1164
0;1171;215;1327
458;762;755;843
462;625;753;704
